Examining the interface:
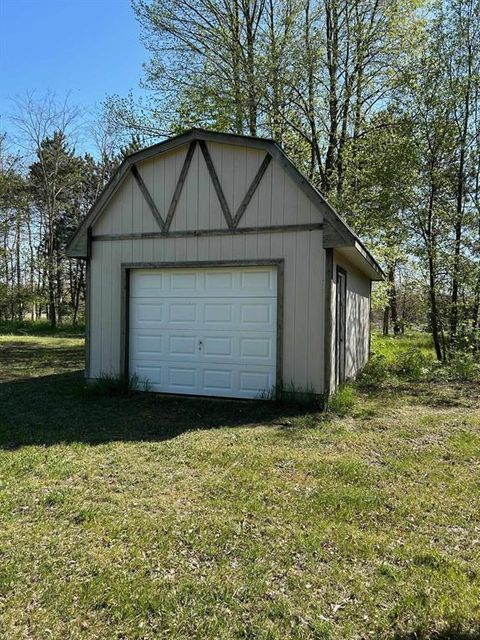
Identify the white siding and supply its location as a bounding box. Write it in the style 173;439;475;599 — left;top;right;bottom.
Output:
87;140;331;394
91;142;323;235
88;230;325;393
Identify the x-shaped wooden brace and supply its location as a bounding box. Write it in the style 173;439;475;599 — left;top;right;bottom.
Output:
131;139;272;234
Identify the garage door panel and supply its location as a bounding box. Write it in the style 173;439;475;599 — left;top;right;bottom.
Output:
130;362;163;384
240;337;272;360
133;363;274;398
130;268;277;298
170;271;198;291
135;335;163;356
168;366;197;390
203;368;233;393
240;269;275;293
130;273;163;297
205;271;233;290
134;302;164;324
129;266;277;399
169;303;197;324
168;335;197;356
131;330;275;366
204;302;234;325
203;336;233;357
239;370;274;394
131;298;276;332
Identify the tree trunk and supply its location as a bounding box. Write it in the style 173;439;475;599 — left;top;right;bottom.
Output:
324;0;339;195
388;266;400;336
15;210;22;321
383;306;389;336
449;40;472;351
428;252;443;361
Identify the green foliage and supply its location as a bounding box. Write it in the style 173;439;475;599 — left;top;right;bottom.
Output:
0;319;84;336
394;348;431;381
328;384;356;416
371;281;390;314
443;352;480;383
365;332;480;385
357;354;390;389
372;332;436;364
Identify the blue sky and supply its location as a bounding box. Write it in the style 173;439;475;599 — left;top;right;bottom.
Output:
0;0;147;149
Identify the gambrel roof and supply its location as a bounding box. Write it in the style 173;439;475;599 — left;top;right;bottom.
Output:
66;128;384;280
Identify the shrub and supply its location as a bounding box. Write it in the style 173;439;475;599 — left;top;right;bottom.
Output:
328;384;356;416
394;348;431;381
444;352;480;382
357;354;389;389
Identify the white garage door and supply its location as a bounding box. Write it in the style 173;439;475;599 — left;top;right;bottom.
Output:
129;266;277;399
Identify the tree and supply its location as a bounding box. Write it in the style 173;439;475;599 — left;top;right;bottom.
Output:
0;136;31;321
28;131;84;326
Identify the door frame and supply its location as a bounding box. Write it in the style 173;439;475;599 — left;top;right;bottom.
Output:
335;265;347;386
120;259;285;394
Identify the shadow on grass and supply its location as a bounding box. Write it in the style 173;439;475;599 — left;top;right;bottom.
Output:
0;371;312;449
394;627;480;640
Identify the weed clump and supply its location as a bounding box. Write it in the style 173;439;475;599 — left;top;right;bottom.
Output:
357;354;389;389
85;373;150;396
328;384;356;416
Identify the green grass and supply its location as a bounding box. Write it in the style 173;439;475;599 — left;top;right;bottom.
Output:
371;330;437;365
0;318;85;337
0;332;479;639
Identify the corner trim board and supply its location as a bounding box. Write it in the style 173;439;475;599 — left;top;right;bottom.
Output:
85;256;91;379
323;248;333;396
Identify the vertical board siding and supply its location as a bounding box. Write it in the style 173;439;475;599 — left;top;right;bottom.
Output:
92;142;323;237
89;230;325;393
331;252;371;382
238;157;319;229
89;241;102;377
136;158;161;234
88;139;330;392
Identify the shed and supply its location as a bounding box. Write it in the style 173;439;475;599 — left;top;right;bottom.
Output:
67;129;384;399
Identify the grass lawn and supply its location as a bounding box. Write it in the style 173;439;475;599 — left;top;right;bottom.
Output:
0;331;479;639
